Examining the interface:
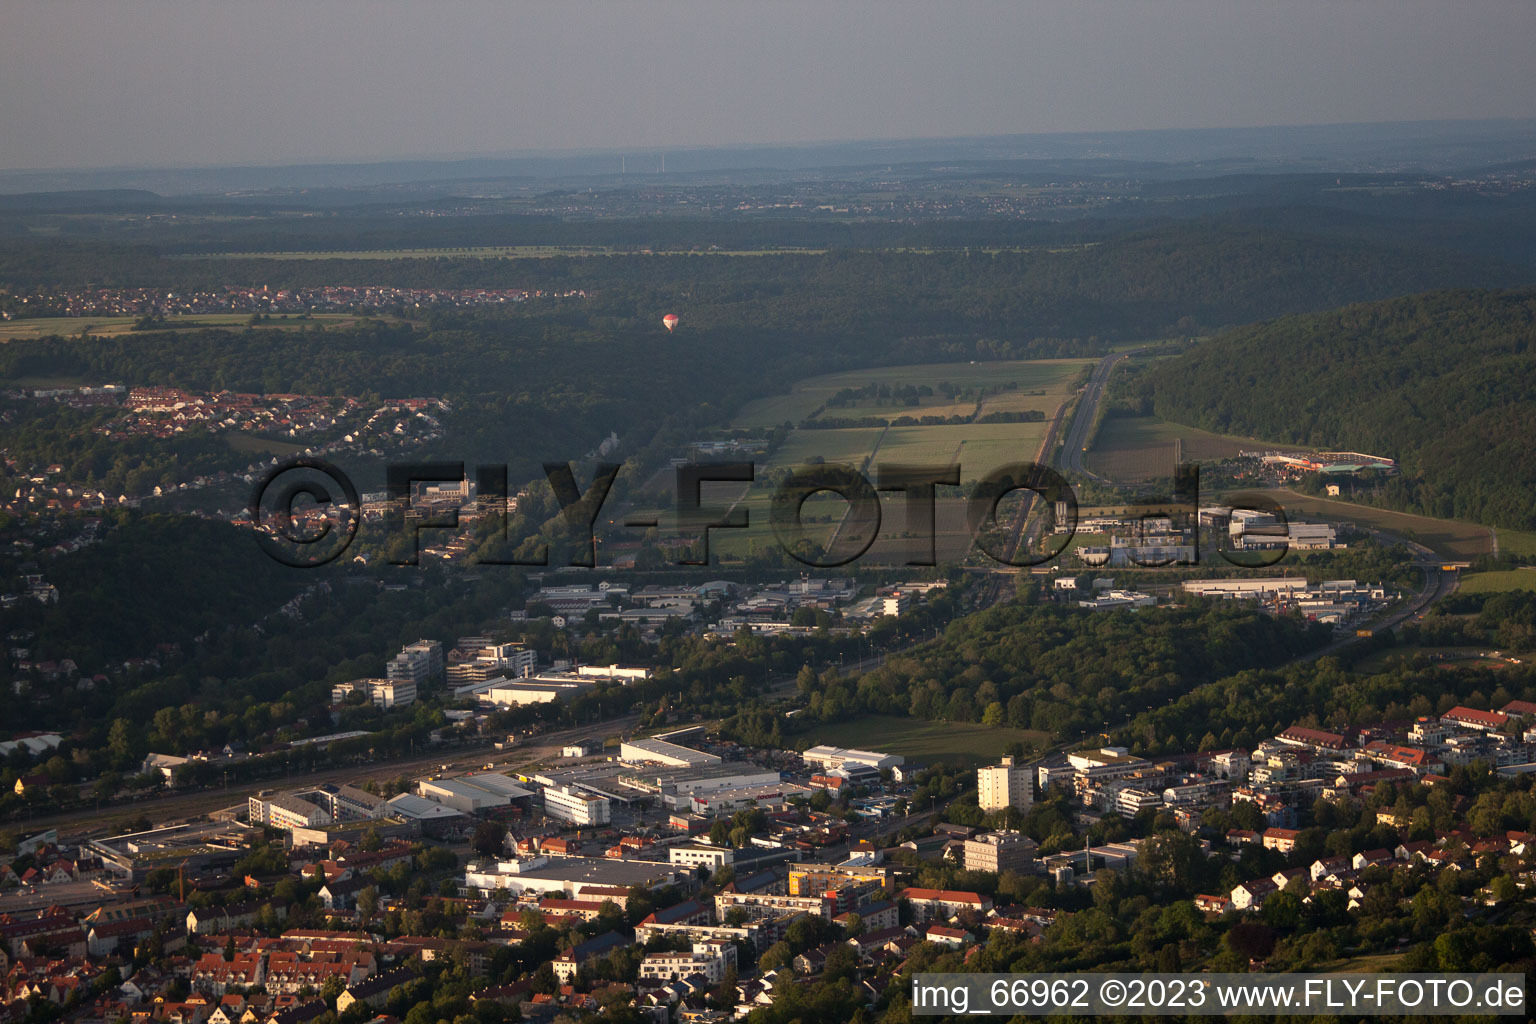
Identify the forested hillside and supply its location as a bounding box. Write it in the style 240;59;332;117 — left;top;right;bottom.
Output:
1;220;1521;340
1136;288;1536;530
782;598;1328;741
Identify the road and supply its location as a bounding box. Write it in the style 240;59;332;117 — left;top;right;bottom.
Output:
15;714;650;837
998;349;1134;564
1058;350;1134;483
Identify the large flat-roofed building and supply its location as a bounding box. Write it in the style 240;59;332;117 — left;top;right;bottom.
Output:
669;844;734;870
543;785;611;826
385;793;465;824
963;830;1039;874
482;676;595;707
1065;748;1145;781
576;664;651;682
801;746;904;771
417;774;534;814
620;737;721;767
1181;578;1310;599
463;856;683;898
620;762;781;808
978;756;1035;812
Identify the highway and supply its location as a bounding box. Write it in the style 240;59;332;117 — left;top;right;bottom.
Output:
1058;349;1135;482
999;349;1133;563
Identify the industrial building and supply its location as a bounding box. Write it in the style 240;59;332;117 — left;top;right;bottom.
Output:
801;746;904;771
619;737;721;767
481;675;596;707
543;785;611;826
462;856;683;898
417;773;534;814
619;762;782;809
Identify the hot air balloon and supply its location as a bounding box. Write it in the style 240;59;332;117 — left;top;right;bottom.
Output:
662;314;679;333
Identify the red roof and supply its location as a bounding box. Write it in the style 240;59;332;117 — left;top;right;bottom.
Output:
898;888;988;905
1442;706;1508;728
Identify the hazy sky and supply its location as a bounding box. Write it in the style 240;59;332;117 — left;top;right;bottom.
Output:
3;0;1535;171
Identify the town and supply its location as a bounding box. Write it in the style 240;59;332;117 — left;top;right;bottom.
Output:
6;673;1536;1022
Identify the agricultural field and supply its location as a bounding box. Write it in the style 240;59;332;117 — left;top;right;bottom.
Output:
795;713;1052;768
1085;414;1305;481
0;312;373;341
731;357;1092;430
1248;488;1496;560
877;421;1048;485
1458;569;1536;595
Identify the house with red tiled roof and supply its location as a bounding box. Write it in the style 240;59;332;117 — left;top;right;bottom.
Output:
1441;706;1508;732
1362;741;1441;774
1277;726;1349;751
1261;827;1301;853
924;924;972;948
896;888;992;923
1193;894;1230;915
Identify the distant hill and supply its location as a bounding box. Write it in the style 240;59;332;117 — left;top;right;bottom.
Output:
1136;288;1536;531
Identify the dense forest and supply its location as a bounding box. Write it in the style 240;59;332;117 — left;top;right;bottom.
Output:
1133;288;1536;530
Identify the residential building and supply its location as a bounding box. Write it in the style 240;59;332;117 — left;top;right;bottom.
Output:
977;756;1034;812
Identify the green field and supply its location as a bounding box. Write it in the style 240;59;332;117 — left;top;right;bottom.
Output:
1495;528;1536;558
731;358;1092;430
797;714;1052;768
876;422;1048;485
1459;569;1536;595
1087;414;1307;481
1250;488;1496;560
226;434;307;456
1354;646;1517;673
197;245;824;261
0;312;375;341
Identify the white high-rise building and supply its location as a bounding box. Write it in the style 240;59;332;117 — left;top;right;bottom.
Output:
978;756;1034;813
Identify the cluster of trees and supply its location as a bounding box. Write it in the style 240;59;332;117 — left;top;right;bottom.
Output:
1122;650;1536;759
1135;288;1536;530
784;599;1328;741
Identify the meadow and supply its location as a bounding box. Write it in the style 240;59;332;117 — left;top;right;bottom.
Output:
795;713;1052;768
1458;569;1536;595
1086;414;1306;481
731;357;1092;430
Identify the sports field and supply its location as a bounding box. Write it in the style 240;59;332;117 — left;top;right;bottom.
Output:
797;713;1052;768
731;358;1092;429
